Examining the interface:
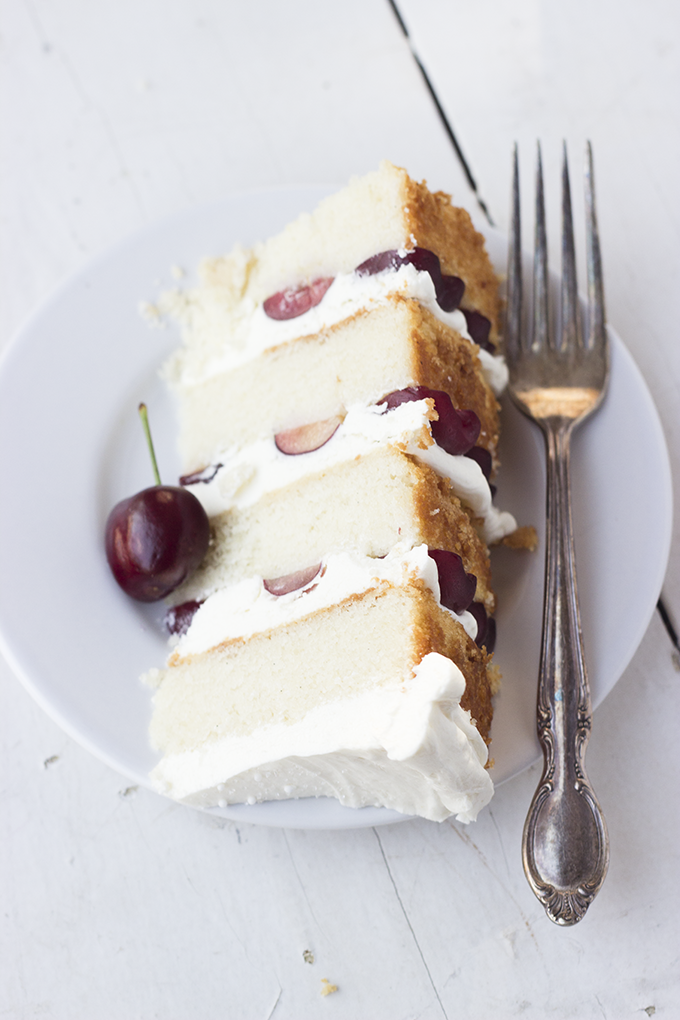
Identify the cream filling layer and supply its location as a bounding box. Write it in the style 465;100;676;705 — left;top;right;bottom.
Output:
150;652;493;824
174;542;477;660
171;264;508;395
185;399;517;546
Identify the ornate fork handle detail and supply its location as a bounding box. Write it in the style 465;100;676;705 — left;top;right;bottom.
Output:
521;417;609;925
507;143;610;924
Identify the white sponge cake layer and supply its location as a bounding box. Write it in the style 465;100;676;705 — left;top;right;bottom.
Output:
184;398;516;547
171;162;501;331
165;261;503;389
171;545;478;660
152;585;430;749
152;653;493;824
173;297;501;473
148;582;493;822
246;163;414;300
172;445;495;611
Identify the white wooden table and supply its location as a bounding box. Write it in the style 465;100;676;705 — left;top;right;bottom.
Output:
1;2;678;1016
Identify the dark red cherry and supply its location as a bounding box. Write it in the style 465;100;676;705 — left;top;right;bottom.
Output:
179;463;222;486
355;250;401;276
263;277;334;320
355;247;464;312
263;563;322;596
105;403;210;603
464;445;492;481
467;602;496;652
428;549;477;614
462;310;495;352
165;599;204;636
355;247;439;280
383;386;480;456
484;615;497;653
463;446;496;494
404;247;444;280
106;486;210;602
437;274;466;312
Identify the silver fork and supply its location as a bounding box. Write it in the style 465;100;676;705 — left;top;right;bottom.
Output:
506;142;610;925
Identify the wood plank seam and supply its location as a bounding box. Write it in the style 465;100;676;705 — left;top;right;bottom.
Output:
373;828;449;1018
387;3;678;658
384;0;494;225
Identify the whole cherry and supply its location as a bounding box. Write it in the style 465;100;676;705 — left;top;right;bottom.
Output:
105;404;210;602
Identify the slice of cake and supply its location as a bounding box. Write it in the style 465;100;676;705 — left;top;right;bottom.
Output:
147;547;493;823
166;295;503;473
145;163;531;823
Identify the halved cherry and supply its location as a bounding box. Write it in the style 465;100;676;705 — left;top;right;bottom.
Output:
179;463;222;486
467;602;496;652
464;445;492;481
263;563;322;596
356;247;440;280
165;599;204;636
383;387;480;456
263;277;334;320
355;247;464;312
462;310;495;353
428;549;477;614
274;415;343;455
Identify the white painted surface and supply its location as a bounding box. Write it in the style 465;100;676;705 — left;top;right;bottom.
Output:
1;2;678;1017
400;0;680;618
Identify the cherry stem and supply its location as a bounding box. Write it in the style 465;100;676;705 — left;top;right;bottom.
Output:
138;402;162;486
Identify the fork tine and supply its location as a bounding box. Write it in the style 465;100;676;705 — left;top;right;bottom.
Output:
585;141;606;351
533;143;549;351
506;143;522;357
560;142;582;351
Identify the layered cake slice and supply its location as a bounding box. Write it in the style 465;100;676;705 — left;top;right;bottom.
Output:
144;163;532;822
166;295;502;472
147;546;494;824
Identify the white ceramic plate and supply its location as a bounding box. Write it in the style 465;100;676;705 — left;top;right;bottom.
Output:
0;189;672;830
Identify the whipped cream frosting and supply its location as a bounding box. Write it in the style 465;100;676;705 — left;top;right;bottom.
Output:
185;398;517;546
150;652;493;824
174;542;478;659
167;262;508;395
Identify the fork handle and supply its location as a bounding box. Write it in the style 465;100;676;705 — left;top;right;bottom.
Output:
521;419;609;925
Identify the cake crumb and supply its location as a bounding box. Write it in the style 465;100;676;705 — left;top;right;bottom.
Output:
320;978;338;997
171;264;186;280
303;949;314;964
487;664;502;695
141;667;163;689
502;525;538;552
138;300;163;326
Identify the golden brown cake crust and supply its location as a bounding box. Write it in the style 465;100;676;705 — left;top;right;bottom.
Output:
398;297;500;454
410;585;493;742
277;294;501;453
501;525;538;551
409;457;494;611
402;175;502;339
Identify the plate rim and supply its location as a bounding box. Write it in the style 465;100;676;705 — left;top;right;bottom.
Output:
0;189;673;830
